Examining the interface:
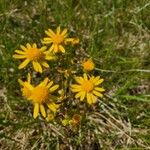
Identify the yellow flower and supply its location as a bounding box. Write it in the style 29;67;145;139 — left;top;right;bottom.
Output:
28;78;59;119
71;74;105;104
18;73;33;100
13;43;55;73
82;58;95;71
42;26;79;53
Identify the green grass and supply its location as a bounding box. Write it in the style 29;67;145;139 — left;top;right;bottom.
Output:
0;0;150;149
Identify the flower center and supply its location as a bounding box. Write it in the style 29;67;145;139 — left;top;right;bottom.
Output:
53;35;64;44
82;80;94;92
31;86;49;103
26;48;44;61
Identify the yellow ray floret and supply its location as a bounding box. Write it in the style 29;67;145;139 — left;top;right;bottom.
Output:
71;74;105;105
13;43;55;73
42;26;79;53
18;73;34;100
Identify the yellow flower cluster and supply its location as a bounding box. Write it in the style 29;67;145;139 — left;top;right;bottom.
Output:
13;27;79;73
13;26;105;124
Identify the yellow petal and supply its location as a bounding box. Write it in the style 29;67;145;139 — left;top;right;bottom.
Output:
26;43;31;49
27;73;31;83
71;84;81;89
95;79;104;86
54;44;58;53
75;77;84;84
45;55;56;60
18;59;30;69
94;87;105;92
72;38;80;44
34;62;43;73
38;78;48;87
18;79;24;86
40;104;46;118
14;50;25;54
13;54;26;59
83;73;88;80
75;91;83;99
93;90;103;97
80;91;86;101
42;78;49;86
90;94;97;103
61;28;67;36
47;103;57;113
41;61;49;68
33;103;39;119
90;76;95;81
42;40;52;44
48;44;54;52
20;45;27;51
50;85;59;92
32;61;43;73
92;76;100;83
59;45;65;53
33;43;37;48
47;81;53;88
32;61;38;72
47;29;56;37
87;93;92;104
43;37;52;41
40;46;47;52
56;26;61;35
65;38;74;42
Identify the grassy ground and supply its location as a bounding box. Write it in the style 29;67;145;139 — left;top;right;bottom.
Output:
0;0;150;149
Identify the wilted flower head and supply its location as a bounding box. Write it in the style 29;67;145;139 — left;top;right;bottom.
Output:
69;114;81;126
